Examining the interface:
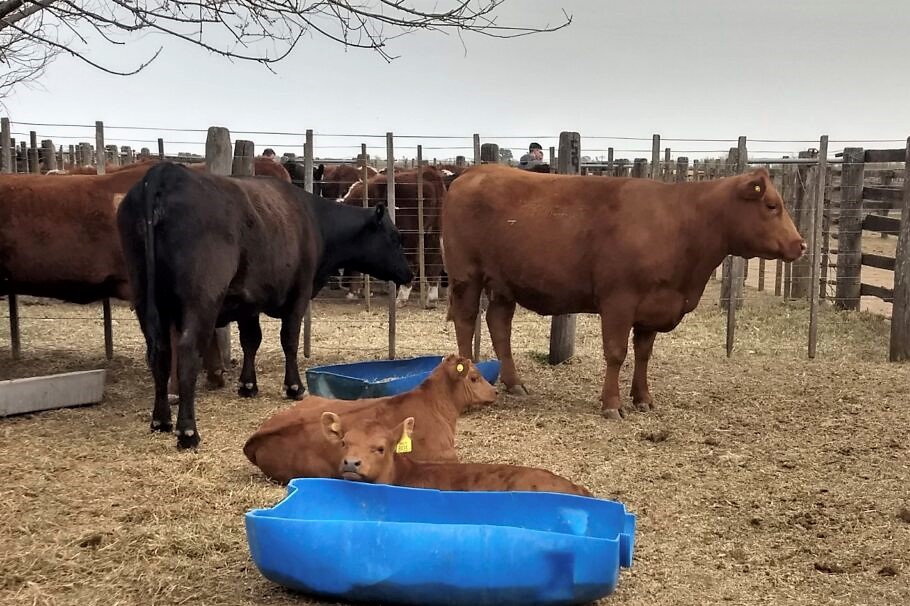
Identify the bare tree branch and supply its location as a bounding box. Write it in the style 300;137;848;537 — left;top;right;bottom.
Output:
0;1;573;99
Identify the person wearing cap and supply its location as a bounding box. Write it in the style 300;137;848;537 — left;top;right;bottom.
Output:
261;148;278;162
518;142;545;170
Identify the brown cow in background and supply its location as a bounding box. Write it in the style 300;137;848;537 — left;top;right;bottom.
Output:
342;165;447;307
0;159;291;394
442;165;806;419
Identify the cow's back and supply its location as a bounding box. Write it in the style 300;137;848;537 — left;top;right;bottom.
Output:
0;165;154;302
442;165;695;315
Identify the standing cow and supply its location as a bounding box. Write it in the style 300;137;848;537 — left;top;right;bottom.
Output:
342;166;447;307
0;160;293;396
117;163;413;448
442;165;805;419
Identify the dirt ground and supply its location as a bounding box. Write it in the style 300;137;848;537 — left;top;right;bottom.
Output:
1;281;908;606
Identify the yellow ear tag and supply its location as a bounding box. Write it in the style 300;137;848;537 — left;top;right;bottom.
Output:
395;434;412;454
456;363;465;373
754;185;761;192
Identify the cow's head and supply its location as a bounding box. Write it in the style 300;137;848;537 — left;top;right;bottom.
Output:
727;168;805;262
438;354;497;408
342;176;387;206
344;203;413;286
322;412;411;485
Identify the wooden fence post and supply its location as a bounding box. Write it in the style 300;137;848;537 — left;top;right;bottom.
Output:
650;134;660;180
0;117;9;173
889;138;910;361
663;147;671;181
472;135;483;360
232;140;255;176
790;149;817;299
40;139;56;171
416;144;427;307
359;142;372;313
92;121;115;360
607;147;614;175
724;137;747;357
835;147;864;310
549;131;581;365
676;157;688;183
205;126;233;366
157;138;165;161
480;143;499;163
386;132;397;360
303;129;315;357
808;136;829;358
28;131;38;174
548;146;556;172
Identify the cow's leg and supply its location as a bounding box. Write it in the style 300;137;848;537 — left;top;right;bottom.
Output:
396;282;413;308
237;315;263;398
486;295;527;395
631;328;657;412
599;310;633;421
150;329;173;433
449;279;482;360
174;314;209;449
167;327;179;404
202;331;227;390
280;307;307;400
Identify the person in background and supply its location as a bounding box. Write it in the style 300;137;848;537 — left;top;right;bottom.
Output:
518;142;545;170
261;148;278;162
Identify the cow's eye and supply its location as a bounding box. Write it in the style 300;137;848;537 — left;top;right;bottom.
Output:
376;446;385;454
340;440;346;447
765;202;777;211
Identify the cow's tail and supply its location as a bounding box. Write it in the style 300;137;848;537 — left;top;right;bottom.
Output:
141;169;164;362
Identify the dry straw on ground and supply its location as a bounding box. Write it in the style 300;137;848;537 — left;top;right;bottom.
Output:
1;281;908;606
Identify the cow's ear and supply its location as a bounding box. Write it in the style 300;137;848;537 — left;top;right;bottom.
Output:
739;170;769;200
321;411;344;444
394;417;415;443
374;203;386;222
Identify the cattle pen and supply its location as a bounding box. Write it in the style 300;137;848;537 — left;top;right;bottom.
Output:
1;120;909;606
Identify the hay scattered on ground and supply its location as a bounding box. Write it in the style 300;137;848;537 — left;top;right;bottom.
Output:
1;282;908;605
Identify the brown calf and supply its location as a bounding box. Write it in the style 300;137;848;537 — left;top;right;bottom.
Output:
242;355;497;483
322;412;592;497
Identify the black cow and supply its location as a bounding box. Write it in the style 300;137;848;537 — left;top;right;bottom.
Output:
116;163;413;449
283;160;325;196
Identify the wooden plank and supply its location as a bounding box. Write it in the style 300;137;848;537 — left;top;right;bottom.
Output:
1;370;106;417
863;186;903;204
102;298;113;360
861;253;896;271
157;138;165;161
8;293;20;360
861;283;894;302
861;214;901;234
863;149;904;163
232;140;255;176
549;130;581;365
890;138;910;361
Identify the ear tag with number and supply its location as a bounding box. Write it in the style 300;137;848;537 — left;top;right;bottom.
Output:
395;434;412;454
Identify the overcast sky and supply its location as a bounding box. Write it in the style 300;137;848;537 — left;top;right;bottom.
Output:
3;0;910;161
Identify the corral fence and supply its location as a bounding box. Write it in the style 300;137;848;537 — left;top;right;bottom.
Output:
2;119;909;370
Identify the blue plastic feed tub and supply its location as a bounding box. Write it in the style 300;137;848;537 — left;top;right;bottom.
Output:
245;478;636;606
305;355;501;400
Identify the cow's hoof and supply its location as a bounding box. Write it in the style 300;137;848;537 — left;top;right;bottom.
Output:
150;418;173;433
175;429;200;449
207;371;226;390
505;384;530;396
395;299;408;309
633;400;654;412
601;407;626;421
167;394;179;405
238;382;259;398
285;384;305;400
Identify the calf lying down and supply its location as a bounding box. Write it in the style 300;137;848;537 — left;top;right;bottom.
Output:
243;355;497;484
321;412;593;497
